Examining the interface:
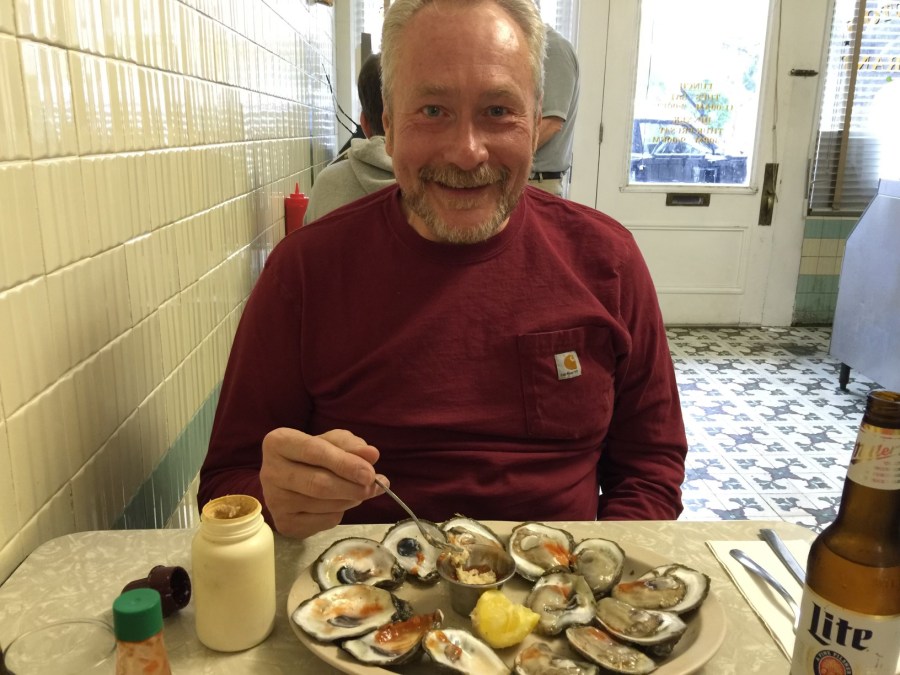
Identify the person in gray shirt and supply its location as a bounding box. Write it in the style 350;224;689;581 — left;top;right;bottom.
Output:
528;25;580;197
305;54;395;223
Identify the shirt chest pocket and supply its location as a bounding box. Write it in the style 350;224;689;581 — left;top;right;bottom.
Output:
517;326;617;439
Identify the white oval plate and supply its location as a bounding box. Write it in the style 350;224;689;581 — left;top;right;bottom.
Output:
288;523;726;675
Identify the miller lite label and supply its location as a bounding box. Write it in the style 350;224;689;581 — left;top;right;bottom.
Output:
790;587;900;674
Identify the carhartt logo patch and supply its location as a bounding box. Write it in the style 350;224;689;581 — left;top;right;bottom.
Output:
555;351;581;380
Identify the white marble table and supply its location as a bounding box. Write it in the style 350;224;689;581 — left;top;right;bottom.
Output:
0;520;814;674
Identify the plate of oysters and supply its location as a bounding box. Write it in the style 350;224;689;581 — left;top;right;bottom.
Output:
288;518;726;674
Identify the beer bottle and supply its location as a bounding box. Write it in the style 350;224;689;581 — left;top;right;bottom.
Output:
790;389;900;675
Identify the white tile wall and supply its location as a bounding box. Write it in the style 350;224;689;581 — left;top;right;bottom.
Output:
0;0;339;583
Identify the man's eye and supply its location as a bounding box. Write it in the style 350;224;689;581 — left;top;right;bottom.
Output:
422;105;441;117
487;106;508;117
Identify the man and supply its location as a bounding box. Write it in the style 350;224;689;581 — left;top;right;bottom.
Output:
528;24;579;197
305;54;394;223
199;0;687;541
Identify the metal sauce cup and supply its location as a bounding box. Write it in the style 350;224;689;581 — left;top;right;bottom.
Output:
436;544;516;616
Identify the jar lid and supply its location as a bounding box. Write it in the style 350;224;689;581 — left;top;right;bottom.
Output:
113;588;164;642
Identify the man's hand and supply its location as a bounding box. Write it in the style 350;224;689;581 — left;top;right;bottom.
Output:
260;428;386;539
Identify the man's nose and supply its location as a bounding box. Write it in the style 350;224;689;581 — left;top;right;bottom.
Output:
445;118;489;169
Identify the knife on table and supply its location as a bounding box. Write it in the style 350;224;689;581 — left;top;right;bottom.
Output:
759;528;807;586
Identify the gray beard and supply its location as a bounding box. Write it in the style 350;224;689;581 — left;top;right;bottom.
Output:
403;165;518;244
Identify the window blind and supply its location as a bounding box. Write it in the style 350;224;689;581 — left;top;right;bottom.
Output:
808;0;900;215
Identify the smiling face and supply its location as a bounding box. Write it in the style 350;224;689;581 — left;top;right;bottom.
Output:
383;1;540;244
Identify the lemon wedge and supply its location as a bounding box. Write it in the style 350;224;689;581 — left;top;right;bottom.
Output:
469;589;539;648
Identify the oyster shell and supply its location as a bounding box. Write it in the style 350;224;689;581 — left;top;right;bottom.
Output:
525;572;597;636
422;628;509;674
382;518;445;583
566;625;658;674
340;609;444;666
508;522;574;581
572;538;625;597
611;564;710;615
514;642;600;675
441;515;504;549
312;537;405;590
594;597;687;657
291;584;411;642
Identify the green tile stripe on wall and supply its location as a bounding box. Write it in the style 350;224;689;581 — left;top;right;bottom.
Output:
116;383;222;530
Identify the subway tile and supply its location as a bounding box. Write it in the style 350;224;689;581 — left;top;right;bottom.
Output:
0;420;18;547
0;162;43;290
70;0;105;54
0;278;66;414
0;0;13;33
800;238;820;257
6;380;77;523
16;485;77;569
32;158;89;271
818;238;839;257
14;0;74;47
18;40;78;159
0;533;24;585
0;35;30;160
820;219;842;239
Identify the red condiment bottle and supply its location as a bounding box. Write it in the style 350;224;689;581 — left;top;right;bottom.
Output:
284;183;309;235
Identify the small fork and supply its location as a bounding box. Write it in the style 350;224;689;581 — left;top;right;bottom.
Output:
373;477;463;554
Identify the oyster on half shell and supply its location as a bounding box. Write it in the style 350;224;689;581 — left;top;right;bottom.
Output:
291;584;412;642
526;571;596;636
312;537;405;590
594;597;687;657
382;518;445;583
514;642;600;675
566;625;658;674
508;522;574;581
611;564;710;615
341;609;444;666
422;628;509;674
441;516;504;549
573;538;626;598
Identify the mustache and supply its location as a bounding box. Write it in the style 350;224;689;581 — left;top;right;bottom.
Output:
418;164;509;188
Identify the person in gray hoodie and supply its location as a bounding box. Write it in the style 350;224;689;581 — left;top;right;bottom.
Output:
305;54;395;223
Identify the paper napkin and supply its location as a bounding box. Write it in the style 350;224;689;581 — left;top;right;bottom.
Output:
707;539;809;658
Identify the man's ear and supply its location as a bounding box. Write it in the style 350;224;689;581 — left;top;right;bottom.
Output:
360;113;373;139
383;111;394;156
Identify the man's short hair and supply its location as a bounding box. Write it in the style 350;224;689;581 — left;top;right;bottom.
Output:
358;53;385;136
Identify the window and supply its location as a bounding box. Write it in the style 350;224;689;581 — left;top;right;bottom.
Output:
808;0;900;215
627;0;768;187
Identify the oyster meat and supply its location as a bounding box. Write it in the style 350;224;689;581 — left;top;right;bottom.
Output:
441;516;504;549
573;538;625;598
594;597;687;657
514;642;600;675
422;628;509;674
526;572;597;636
291;584;411;642
312;537;405;590
508;522;575;581
341;609;444;666
566;625;658;674
382;518;445;583
611;564;710;615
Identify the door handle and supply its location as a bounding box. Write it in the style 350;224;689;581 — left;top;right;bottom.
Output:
758;163;779;226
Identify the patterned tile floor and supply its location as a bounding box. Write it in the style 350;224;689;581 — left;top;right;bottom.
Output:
670;326;881;533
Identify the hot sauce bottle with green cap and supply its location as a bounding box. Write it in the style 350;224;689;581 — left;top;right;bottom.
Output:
112;588;173;675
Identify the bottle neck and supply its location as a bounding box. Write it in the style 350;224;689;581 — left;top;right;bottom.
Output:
200;511;265;543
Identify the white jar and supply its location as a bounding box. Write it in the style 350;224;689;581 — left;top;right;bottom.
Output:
191;494;275;651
